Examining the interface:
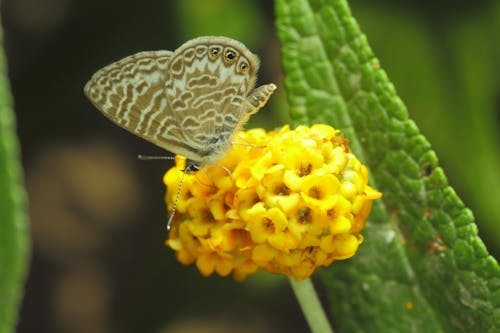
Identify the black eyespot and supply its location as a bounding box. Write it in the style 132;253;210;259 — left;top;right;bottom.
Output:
226;50;236;60
237;60;249;73
209;47;220;58
223;48;238;64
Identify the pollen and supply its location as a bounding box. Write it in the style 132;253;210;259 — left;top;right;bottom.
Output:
164;125;382;281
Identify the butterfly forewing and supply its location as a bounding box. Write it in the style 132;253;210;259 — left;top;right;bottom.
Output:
85;50;195;157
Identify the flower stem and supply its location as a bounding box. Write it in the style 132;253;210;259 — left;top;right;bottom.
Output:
289;277;334;333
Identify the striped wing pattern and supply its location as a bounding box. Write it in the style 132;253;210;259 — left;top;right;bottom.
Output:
84;37;274;167
85;50;196;158
164;37;258;163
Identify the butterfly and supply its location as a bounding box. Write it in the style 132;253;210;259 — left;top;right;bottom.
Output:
84;36;276;171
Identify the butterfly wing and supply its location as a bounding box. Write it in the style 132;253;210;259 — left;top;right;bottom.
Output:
84;51;199;159
164;37;258;161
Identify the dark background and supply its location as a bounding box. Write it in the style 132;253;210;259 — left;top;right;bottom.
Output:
2;0;499;332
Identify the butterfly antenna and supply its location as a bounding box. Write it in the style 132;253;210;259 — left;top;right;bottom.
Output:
166;170;186;231
231;141;267;149
213;163;232;177
138;154;175;161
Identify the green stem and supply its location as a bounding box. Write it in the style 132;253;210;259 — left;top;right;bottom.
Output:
289;277;334;333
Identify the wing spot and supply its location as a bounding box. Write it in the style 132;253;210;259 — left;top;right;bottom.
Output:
179;91;194;102
195;45;208;58
187;75;218;89
224;114;237;125
199;109;216;121
181;117;200;129
170;57;184;75
183;48;195;63
171;98;187;110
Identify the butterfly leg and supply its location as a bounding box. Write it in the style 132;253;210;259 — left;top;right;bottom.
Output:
242;83;277;115
231;83;276;148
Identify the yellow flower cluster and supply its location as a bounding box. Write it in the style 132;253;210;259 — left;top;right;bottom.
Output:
164;125;382;281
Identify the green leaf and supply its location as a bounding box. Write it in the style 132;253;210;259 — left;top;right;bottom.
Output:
349;2;500;255
0;19;31;333
275;0;500;332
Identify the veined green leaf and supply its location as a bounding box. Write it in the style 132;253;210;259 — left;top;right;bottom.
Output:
275;0;500;332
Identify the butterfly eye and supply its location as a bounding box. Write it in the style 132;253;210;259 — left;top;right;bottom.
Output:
223;48;238;64
209;47;221;59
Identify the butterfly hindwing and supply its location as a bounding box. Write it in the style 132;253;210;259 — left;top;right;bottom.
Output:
164;37;259;160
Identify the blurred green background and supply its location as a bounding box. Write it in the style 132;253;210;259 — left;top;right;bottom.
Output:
2;0;499;332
